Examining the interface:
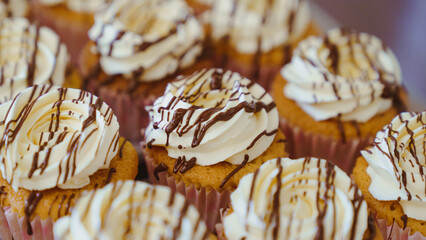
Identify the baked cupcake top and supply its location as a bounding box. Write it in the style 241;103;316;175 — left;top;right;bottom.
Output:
361;111;425;221
88;0;204;82
0;85;119;192
222;157;368;240
145;68;279;167
38;0;112;13
0;17;69;104
0;0;28;19
281;28;402;123
54;180;210;240
207;0;310;54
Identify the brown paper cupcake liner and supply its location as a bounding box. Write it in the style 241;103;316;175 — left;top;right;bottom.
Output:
211;52;283;91
143;145;231;232
32;6;92;65
0;207;53;240
280;118;372;173
376;216;425;240
225;59;282;91
87;81;155;144
0;207;12;240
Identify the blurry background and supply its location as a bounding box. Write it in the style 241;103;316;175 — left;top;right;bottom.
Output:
311;0;425;111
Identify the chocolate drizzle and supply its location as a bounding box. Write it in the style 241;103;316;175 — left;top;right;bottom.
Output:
24;191;43;235
119;139;127;158
0;19;65;104
370;112;425;201
367;213;376;240
173;156;197;174
219;154;249;188
154;162;168;181
82;181;206;239
0;186;6;206
146;69;278;187
244;158;368;239
89;1;201;85
216;0;300;83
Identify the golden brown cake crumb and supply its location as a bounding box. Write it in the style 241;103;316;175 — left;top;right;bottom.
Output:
144;131;287;192
0;138;138;222
353;157;426;236
272;75;400;141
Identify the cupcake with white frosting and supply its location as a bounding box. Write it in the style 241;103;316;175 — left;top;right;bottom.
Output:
353;111;425;239
0;85;138;239
204;0;320;90
217;157;381;240
0;17;81;104
142;68;287;231
31;0;112;64
272;28;406;172
79;0;210;143
54;181;215;240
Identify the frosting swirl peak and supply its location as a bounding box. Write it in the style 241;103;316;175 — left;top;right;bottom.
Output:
54;181;210;240
207;0;310;54
0;17;69;104
0;85;120;191
223;157;368;240
282;28;402;122
145;68;279;166
88;0;204;82
362;111;426;221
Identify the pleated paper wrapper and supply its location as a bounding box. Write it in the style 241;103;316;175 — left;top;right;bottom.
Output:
142;145;231;233
376;216;425;240
0;206;53;240
280;117;373;173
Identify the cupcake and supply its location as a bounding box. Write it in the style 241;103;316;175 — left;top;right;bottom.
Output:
142;68;287;231
0;0;29;19
217;157;381;240
273;28;406;173
80;0;208;143
54;180;215;239
31;0;112;64
0;17;81;104
353;111;425;239
0;85;138;239
205;0;320;90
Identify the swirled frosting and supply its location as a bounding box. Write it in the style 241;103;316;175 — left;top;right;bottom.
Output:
145;68;278;166
0;0;28;19
223;157;368;240
54;181;209;240
282;28;402;122
361;111;426;221
88;0;204;82
207;0;310;54
38;0;111;13
0;17;69;104
0;85;120;191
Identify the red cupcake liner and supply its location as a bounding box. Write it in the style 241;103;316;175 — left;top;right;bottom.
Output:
0;207;12;240
0;207;53;240
142;144;231;232
376;216;425;240
31;4;92;65
211;54;282;91
226;59;282;91
86;81;155;145
280;118;373;173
